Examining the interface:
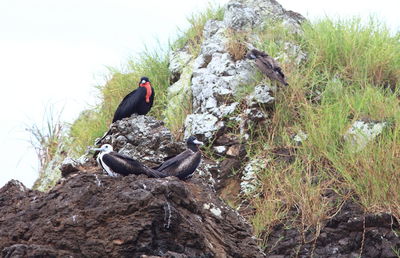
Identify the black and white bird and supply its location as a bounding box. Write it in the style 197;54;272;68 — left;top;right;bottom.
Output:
154;136;204;180
92;144;165;178
246;49;289;86
95;77;155;145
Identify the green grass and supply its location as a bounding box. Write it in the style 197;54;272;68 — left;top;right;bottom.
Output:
26;105;68;190
245;17;400;242
302;17;400;88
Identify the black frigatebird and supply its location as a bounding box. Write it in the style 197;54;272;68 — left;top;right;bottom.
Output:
154;136;204;180
246;49;289;86
112;76;154;123
95;76;155;145
92;144;165;178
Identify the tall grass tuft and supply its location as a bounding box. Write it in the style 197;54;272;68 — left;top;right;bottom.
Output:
26;106;68;191
302;17;400;89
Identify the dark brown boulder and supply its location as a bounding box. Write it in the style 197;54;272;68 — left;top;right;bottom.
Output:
0;173;265;257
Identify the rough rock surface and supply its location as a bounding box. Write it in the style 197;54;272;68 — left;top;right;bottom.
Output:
184;0;305;141
97;115;185;168
0;175;264;257
264;202;400;257
344;120;386;152
93;114;220;188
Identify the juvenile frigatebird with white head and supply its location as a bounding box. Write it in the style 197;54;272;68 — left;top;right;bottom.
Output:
95;76;155;145
92;144;165;178
246;49;289;86
155;136;204;180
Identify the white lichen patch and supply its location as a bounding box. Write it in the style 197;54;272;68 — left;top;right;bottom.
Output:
203;203;222;218
293;130;308;143
240;159;268;195
247;85;275;106
94;174;102;187
344;120;386;152
213;146;227;154
210;207;222;218
184;113;223;140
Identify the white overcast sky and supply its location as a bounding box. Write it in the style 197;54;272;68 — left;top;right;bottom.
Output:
0;0;398;188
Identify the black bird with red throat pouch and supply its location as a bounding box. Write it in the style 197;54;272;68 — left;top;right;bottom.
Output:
112;76;154;123
95;76;155;145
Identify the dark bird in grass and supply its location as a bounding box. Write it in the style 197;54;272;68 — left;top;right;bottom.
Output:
112;76;154;123
154;136;204;180
95;76;154;145
92;144;166;178
246;49;289;86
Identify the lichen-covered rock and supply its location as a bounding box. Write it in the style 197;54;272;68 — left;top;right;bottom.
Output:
240;159;268;195
224;0;305;33
169;50;193;83
164;60;194;127
247;84;275;108
99;115;185;167
293;130;308;144
277;42;308;64
0;174;265;257
185;113;223;140
184;0;305;141
344;120;386;152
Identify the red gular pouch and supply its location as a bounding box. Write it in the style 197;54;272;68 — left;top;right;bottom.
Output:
140;81;152;103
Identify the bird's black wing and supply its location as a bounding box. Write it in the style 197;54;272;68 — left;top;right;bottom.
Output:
103;152;166;178
257;56;288;86
112;87;146;122
257;56;274;70
156;150;193;176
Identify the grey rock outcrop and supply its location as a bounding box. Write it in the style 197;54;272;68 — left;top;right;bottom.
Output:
344;120;386;152
224;0;304;33
94;115;219;187
98;115;185;168
184;0;305;141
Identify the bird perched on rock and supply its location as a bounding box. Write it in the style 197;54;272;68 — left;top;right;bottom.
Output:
246;49;289;86
95;76;155;145
92;144;165;178
112;76;154;123
154;136;204;180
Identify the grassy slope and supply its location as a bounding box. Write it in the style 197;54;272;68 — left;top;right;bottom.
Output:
248;18;400;241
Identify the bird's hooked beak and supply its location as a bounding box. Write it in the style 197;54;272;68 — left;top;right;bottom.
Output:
139;81;150;87
91;146;105;152
193;139;204;145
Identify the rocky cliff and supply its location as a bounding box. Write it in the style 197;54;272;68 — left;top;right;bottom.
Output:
0;175;264;257
2;0;400;257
